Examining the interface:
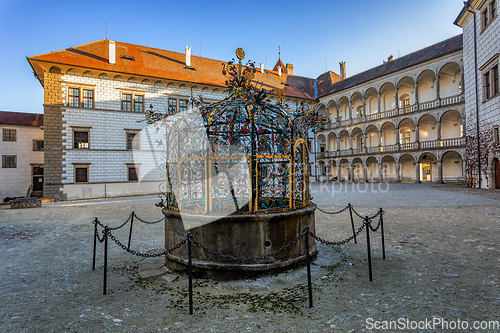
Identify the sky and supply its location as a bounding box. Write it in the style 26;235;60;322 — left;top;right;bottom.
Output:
0;0;464;114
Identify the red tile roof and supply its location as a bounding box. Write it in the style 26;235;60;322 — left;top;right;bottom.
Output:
0;111;43;127
317;34;463;97
27;40;316;100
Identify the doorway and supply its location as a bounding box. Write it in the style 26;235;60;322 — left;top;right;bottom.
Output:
32;166;43;197
420;163;432;181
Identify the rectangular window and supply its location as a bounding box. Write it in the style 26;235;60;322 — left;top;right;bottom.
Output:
126;132;140;150
33;140;44;151
2;155;16;168
490;0;496;20
75;167;88;183
492;65;499;96
403;99;411;107
482;8;489;30
3;129;16;141
493;127;499;142
128;166;139;182
122;93;132;111
134;95;144;112
483;71;491;100
83;89;94;108
179;99;188;113
74;130;89;149
168;98;177;114
68;88;80;107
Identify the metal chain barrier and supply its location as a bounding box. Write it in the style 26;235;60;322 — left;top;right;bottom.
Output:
188;229;308;262
102;226;187;258
350;206;381;220
133;213;164;225
308;222;366;246
316;205;350;215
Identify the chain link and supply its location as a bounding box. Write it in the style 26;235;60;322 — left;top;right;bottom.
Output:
316;205;350;215
308;222;366;246
106;213;133;231
105;228;187;257
133;214;164;225
351;206;381;220
188;230;308;262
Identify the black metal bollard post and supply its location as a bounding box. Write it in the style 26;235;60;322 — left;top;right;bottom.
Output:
187;234;193;315
348;204;357;244
380;209;385;260
365;217;373;282
127;212;135;250
93;218;98;270
103;227;109;295
304;226;313;308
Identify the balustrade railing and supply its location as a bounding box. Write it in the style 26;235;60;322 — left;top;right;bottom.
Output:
316;137;465;159
321;94;464;130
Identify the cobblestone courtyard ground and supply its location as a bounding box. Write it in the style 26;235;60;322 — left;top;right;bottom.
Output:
0;183;499;332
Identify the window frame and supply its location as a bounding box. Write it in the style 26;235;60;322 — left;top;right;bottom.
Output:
481;0;497;32
168;96;189;114
73;128;90;149
125;130;141;150
121;91;145;112
493;126;500;143
2;128;16;141
2;155;16;168
126;163;140;182
67;86;95;108
33;140;44;151
482;61;499;102
73;163;90;183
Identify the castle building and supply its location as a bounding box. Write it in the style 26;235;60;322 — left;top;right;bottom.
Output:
27;41;318;201
314;35;466;183
455;0;500;189
0;111;44;200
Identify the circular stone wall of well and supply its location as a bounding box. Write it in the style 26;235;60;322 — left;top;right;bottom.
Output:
163;204;316;279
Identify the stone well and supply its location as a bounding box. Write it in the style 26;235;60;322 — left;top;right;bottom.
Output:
163;204;316;279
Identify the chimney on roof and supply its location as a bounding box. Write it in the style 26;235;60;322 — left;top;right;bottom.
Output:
339;61;346;80
109;40;116;64
185;46;191;67
278;65;282;77
260;62;264;74
286;63;293;75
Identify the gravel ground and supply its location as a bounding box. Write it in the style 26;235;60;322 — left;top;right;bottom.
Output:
0;183;499;332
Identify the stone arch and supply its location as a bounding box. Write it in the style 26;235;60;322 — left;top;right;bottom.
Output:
113;75;125;82
141;78;152;85
212;88;220;94
365;124;379;148
166;82;176;89
441;150;464;182
66;68;79;76
439;62;462;97
338;129;350;150
417;69;437;103
366;156;379;181
399;153;416;181
352;157;364;181
82;71;95;78
127;77;139;83
397;76;415;108
179;84;188;90
440;109;463;139
418;114;438;142
154;80;165;87
98;73;110;80
49;66;62;74
327;131;337;151
379;82;396;111
339;158;350;181
417;151;438;182
381;155;397;181
364;87;378;115
201;87;209;93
